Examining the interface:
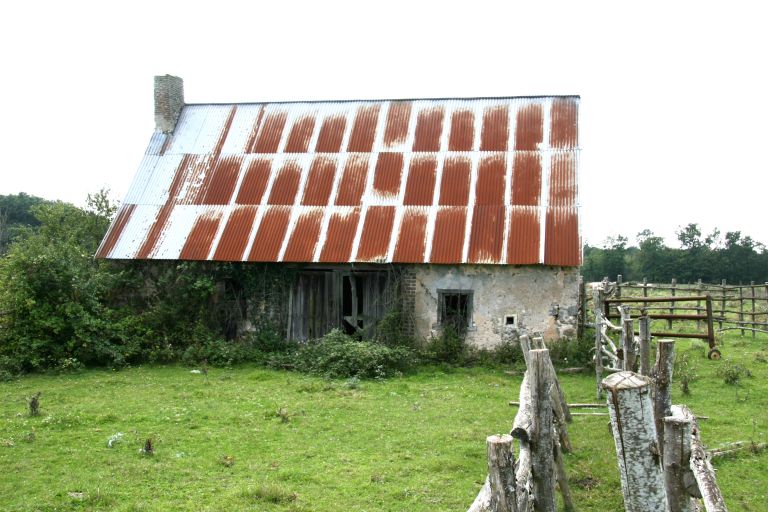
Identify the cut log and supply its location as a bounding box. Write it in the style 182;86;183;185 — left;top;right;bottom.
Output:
468;479;492;512
516;442;534;512
520;335;532;368
690;417;728;511
653;340;675;461
663;405;697;512
529;350;556;512
511;373;532;443
639;314;651;376
603;371;668;511
487;435;517;512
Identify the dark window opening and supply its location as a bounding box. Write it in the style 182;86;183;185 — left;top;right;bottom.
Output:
438;290;473;332
505;315;516;326
341;274;364;335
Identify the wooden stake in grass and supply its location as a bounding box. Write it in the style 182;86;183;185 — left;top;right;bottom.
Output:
142;438;154;456
467;435;517;512
603;371;667;512
653;340;675;461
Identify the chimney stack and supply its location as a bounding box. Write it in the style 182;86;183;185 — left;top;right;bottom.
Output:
154;75;184;133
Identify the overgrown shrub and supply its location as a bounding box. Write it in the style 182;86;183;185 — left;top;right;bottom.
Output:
716;360;753;385
425;326;467;364
290;329;417;379
674;352;697;394
546;335;594;368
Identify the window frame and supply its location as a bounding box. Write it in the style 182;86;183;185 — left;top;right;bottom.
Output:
437;289;474;330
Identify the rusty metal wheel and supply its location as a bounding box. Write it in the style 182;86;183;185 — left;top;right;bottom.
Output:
707;348;722;360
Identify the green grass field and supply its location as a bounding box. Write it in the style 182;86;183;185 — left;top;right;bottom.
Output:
1;335;767;511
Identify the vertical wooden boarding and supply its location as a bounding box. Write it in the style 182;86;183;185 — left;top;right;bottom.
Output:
750;281;756;338
603;372;668;512
653;340;675;461
720;280;726;331
669;279;676;330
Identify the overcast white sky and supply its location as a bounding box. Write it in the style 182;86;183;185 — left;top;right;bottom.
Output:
1;1;766;248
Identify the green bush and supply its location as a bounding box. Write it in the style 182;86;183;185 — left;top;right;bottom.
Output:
291;329;417;379
545;335;594;368
717;360;753;385
425;326;467;364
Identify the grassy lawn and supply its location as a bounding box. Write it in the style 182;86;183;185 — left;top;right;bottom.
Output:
1;335;767;511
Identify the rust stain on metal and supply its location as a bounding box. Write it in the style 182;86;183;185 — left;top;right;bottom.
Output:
403;155;436;206
335;154;369;205
515;103;543;150
199;155;243;204
511;153;541;206
412;107;444;152
475;154;506;205
213;206;257;260
212;105;237;156
430;207;466;263
347;105;380;152
383;101;412;147
373;152;404;196
467;205;505;263
315;115;346;152
448;109;474;151
319;209;361;262
480;105;509;151
284;115;317;153
439;156;471;206
179;212;222;260
356;206;395;261
508;207;540;264
95;204;135;258
393;208;428;262
252;111;288;153
236;157;272;204
301;156;337;205
267;159;302;205
550;98;578;149
283;209;324;262
548;153;577;207
545;208;580;266
247;206;291;261
244;105;266;153
136;205;174;259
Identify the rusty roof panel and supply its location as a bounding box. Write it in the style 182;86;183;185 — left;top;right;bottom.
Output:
412;107;444;152
544;207;580;266
179;210;223;260
301;155;337;205
550;97;579;149
439;156;471;206
393;207;429;263
511;152;541;206
102;96;579;265
252;110;288;153
480;105;509;151
335;154;370;206
468;205;505;263
285;115;317;153
515;103;543;151
95;204;136;258
372;152;404;197
430;207;467;264
347;104;380;152
267;159;303;205
315;115;346;152
247;206;291;261
548;152;578;207
319;208;360;262
507;206;541;264
199;155;243;205
475;154;507;205
236;156;272;204
356;206;395;262
283;208;324;262
403;155;437;206
383;101;412;149
213;206;258;260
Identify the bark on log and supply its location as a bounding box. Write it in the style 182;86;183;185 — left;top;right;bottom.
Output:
487;435;517;512
511;373;532;443
622;317;636;371
529;350;556;512
653;340;675;461
468;479;492;512
516;442;534;512
690;417;728;511
603;371;668;511
663;405;696;512
639;314;651;376
520;335;532;368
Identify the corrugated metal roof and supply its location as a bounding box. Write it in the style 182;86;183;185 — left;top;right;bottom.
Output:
97;96;581;265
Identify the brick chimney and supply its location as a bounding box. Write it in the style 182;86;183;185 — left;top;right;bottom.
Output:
154;75;184;133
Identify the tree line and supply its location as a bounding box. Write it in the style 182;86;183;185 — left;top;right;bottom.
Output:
582;223;768;284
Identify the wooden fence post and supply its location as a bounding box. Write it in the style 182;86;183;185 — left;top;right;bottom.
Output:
622;310;636;371
669;278;677;330
578;278;586;340
696;279;702;330
593;287;604;400
750;281;756;339
663;406;698;512
738;285;744;336
639;312;651;376
603;372;668;511
653;340;675;461
642;277;648;308
529;349;556;512
617;274;623;298
720;280;726;331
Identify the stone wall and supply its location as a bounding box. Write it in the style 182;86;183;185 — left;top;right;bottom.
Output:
408;264;580;348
